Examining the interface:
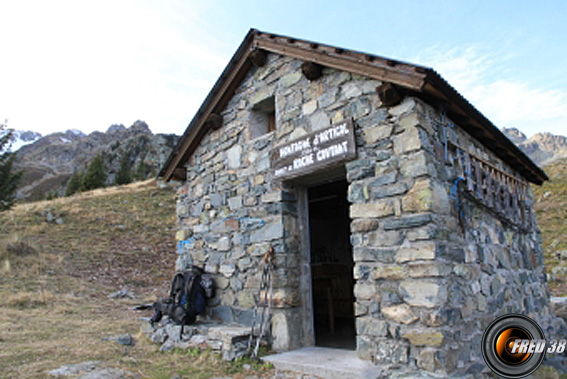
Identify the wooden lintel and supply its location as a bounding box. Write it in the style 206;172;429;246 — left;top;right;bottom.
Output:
301;61;323;81
206;113;223;130
377;82;406;107
249;49;267;67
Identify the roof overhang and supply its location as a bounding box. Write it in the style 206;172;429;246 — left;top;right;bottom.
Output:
160;29;548;185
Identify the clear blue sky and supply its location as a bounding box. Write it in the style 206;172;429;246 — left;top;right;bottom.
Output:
1;0;565;138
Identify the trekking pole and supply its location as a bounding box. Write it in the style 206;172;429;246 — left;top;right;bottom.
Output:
254;255;274;358
247;246;275;358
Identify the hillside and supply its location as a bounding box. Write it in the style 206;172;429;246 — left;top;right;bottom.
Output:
12;121;179;201
0;180;273;378
534;159;567;295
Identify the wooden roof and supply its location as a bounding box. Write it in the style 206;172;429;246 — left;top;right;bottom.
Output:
160;29;548;184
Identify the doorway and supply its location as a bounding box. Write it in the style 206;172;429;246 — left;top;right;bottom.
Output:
308;179;355;350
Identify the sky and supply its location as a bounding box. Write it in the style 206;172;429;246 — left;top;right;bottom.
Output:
0;0;566;138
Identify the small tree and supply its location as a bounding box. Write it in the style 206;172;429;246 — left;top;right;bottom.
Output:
115;153;132;185
82;154;107;191
66;171;83;196
0;122;23;211
133;159;149;181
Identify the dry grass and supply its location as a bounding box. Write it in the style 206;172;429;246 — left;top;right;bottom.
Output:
0;180;274;378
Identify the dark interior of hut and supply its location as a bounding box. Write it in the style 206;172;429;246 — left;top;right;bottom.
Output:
308;179;356;350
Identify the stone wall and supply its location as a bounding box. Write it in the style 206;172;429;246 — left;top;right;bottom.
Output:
174;52;560;375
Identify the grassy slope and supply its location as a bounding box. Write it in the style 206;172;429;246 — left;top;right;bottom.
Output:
0;180;273;378
534;159;567;296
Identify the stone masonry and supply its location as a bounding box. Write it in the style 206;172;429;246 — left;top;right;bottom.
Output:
173;52;563;376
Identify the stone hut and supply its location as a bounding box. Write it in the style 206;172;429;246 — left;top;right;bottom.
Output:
159;29;556;375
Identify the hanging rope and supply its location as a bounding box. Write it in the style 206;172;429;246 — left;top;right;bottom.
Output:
247;246;275;359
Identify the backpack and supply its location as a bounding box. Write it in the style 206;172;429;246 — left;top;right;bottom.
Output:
151;266;215;337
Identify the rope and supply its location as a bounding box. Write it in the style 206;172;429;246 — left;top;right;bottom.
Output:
247;246;275;358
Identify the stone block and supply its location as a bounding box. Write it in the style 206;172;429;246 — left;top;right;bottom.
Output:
396;111;429;134
350;200;394;218
417;348;444;372
362;125;393;144
353;247;395;263
247;243;271;257
262;191;282;203
393;126;423;155
357;336;374;361
346;96;371;119
250;85;275;105
357;317;389;337
227;145;242;169
211;306;234;323
219;264;236;278
381;304;418;324
402;330;444;347
236;291;255;308
402;179;450;214
354;282;379;301
367;230;404;247
408;262;452;278
372;266;405;280
343;81;363;99
302;99;318;115
346;159;375;181
279;72;302;88
383;214;433;230
400;279;447;308
228;196;242;210
375;340;409;364
217;236;231;251
369;181;409;199
240;217;266;231
250;223;284;243
400;151;434;178
388;97;416;117
310;111;330;131
350;218;379;233
235;309;255;326
396;241;437;263
215;276;230;290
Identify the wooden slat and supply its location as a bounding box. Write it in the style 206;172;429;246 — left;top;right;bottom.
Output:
485;167;494;208
464;152;474;192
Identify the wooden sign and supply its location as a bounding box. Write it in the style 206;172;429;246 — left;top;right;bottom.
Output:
270;119;357;180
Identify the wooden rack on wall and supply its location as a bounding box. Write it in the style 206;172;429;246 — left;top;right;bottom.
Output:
447;140;535;231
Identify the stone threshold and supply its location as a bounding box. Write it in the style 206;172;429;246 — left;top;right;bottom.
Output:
262;347;383;379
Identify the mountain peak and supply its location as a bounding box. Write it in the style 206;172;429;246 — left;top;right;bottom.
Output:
130;120;152;134
106;124;126;134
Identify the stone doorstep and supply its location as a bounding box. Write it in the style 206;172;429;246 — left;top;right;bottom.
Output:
143;319;267;360
263;347;383;379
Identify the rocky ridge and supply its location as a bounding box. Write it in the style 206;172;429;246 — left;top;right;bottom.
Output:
13;121;178;200
502;127;567;166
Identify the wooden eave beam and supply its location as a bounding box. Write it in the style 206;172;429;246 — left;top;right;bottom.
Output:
253;38;427;91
